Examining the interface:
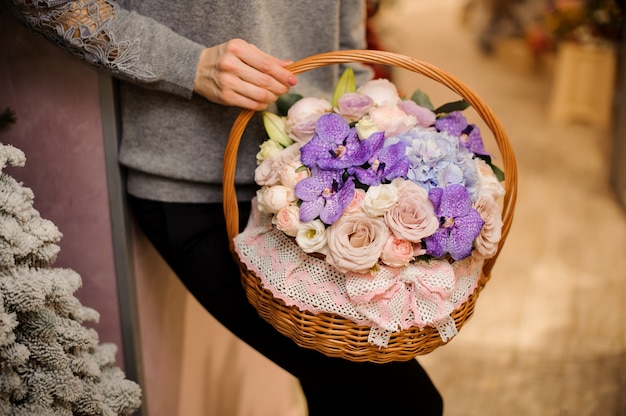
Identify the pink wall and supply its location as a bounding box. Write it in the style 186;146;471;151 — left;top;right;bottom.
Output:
0;9;124;364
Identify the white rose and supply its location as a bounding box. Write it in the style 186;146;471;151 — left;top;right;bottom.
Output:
286;97;333;143
256;139;283;163
476;158;505;200
273;205;301;237
256;187;270;213
262;185;296;214
356;78;401;106
296;220;328;254
355;115;381;140
363;184;399;217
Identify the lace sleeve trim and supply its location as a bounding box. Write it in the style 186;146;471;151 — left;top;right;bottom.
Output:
14;0;155;81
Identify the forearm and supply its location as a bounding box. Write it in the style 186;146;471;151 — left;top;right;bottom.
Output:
4;0;204;98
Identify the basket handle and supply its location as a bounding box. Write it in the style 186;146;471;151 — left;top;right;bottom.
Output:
224;49;518;276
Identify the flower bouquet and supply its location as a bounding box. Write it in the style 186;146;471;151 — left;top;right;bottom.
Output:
224;50;517;362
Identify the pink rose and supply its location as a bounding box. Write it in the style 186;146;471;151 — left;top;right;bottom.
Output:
472;196;503;259
367;105;417;137
336;92;374;123
325;211;390;273
273;205;301;237
286;97;332;143
385;180;439;242
254;158;280;186
254;143;302;186
345;188;366;213
380;236;415;267
357;78;401;106
413;241;427;257
398;100;436;127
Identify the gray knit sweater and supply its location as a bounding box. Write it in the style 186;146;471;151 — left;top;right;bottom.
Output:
5;0;372;203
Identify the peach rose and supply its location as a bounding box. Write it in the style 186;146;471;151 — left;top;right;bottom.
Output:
325;211;390;273
273;205;301;237
367;105;417;137
476;158;505;200
279;161;310;188
385;180;439;243
259;185;296;214
472;196;503;259
380;236;415;267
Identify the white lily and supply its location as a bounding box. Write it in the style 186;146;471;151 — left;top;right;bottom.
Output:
262;111;293;147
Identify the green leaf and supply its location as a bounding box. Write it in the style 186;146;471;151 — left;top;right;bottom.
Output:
490;163;505;182
332;67;356;108
276;93;303;117
434;99;470;115
477;154;505;181
410;89;434;111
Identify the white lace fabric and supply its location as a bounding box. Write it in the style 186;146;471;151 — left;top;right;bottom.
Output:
234;203;484;347
11;0;152;79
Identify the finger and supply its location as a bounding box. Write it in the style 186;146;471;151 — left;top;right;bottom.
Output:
238;44;297;87
214;71;282;110
232;63;292;98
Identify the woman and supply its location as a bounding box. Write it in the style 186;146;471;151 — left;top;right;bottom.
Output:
3;1;443;413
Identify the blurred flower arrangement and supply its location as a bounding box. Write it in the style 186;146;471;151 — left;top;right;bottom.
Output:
253;68;505;277
543;0;624;46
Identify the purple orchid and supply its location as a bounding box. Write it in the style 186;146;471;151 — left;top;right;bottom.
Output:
295;168;355;225
300;113;372;170
435;111;489;156
350;140;409;186
424;184;484;260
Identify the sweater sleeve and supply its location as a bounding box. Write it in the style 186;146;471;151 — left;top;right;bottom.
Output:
3;0;204;98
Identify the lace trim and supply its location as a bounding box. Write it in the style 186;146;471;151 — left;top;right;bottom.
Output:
14;0;155;80
234;201;484;347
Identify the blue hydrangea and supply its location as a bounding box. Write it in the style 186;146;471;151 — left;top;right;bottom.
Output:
386;127;479;198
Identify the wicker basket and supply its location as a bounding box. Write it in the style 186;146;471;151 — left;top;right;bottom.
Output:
223;50;518;363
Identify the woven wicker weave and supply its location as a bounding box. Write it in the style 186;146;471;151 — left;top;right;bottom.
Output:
223;50;518;363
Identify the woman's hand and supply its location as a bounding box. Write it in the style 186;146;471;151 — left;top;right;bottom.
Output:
193;38;297;110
